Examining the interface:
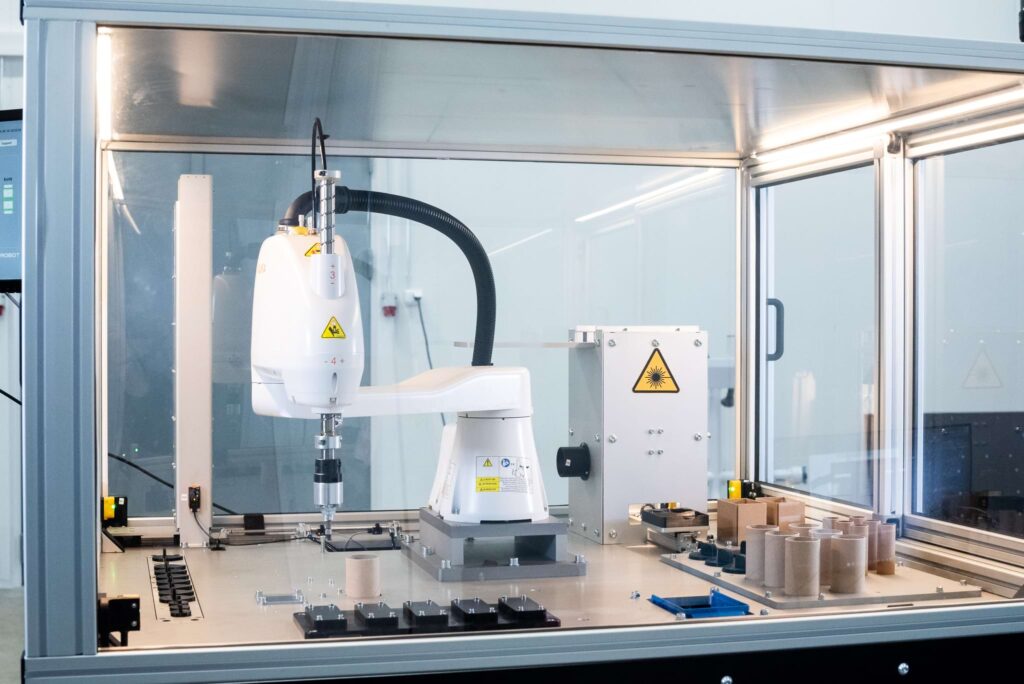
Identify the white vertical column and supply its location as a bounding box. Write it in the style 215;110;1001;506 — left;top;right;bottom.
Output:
877;141;908;519
174;174;213;547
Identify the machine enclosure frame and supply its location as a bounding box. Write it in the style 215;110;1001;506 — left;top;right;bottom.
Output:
19;0;1024;680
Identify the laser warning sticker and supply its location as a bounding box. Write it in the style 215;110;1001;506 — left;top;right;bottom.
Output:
475;456;531;493
304;243;321;257
321;316;347;339
632;348;679;393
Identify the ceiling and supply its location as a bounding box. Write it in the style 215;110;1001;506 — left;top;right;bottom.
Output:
108;28;1023;157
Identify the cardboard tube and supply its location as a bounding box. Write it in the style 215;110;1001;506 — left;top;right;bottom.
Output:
784;537;820;597
789;522;823;538
865;519;880;571
812;529;842;587
831;536;867;594
834;520;853;535
764;530;797;589
820;516;840;531
345;554;381;599
745;524;778;585
876;523;897;575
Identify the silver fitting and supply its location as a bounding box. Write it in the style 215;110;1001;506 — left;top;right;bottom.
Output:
315;434;343;450
314;169;341;255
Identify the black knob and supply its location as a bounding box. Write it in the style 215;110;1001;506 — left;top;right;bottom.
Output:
556;444;590;481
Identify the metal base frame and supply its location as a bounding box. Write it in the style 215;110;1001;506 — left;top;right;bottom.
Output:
402;508;586;582
661;553;982;609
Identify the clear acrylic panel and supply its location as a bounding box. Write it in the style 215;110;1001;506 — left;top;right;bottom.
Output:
915;142;1024;538
760;165;877;507
105;154;737;515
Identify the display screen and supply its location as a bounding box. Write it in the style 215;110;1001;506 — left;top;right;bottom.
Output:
0;110;22;291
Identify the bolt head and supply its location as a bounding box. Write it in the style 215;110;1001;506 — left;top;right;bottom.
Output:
721;677;732;684
608;339;616;347
608;434;617;443
694;433;703;441
898;663;910;676
651;339;659;347
759;608;769;616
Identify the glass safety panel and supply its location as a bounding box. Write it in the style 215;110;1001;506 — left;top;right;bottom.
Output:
758;166;878;507
915;141;1024;539
104;154;738;515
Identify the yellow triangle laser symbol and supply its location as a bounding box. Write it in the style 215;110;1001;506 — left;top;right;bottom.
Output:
304;243;321;257
483;458;493;467
632;348;679;393
321;316;346;339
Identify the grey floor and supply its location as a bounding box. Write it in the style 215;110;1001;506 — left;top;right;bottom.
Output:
0;589;22;684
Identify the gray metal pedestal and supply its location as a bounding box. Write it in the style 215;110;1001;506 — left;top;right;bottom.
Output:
402;508;587;582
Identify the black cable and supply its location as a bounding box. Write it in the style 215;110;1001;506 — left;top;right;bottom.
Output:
310;117;328;232
279;131;497;367
107;452;239;515
192;510;211;538
344;532;367;551
415;297;446;427
0;386;20;406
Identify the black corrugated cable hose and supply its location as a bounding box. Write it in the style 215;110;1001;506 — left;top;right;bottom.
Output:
280;188;496;367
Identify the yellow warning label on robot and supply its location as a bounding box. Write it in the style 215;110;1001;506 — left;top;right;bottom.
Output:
305;243;321;257
475;477;500;493
632;348;679;393
321;316;346;339
482;458;493;467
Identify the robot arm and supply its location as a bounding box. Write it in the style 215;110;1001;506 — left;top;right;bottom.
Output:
251;128;547;529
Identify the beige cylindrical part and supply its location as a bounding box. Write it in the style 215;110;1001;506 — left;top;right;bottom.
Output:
876;523;897;575
849;523;869;538
831;535;867;594
345;554;381;599
784;537;820;597
764;530;797;589
812;529;842;587
789;522;823;538
744;524;778;585
834;520;853;534
820;516;840;531
865;519;880;571
849;515;867;524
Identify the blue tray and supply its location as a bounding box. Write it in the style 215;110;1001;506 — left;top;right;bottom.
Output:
649;591;749;619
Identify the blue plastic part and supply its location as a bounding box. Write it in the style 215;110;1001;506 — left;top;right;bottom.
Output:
649;591;750;619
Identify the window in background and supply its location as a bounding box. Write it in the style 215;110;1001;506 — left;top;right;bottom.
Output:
367;160;737;508
759;166;877;507
915;142;1024;539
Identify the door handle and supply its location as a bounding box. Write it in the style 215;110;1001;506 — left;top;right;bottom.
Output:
767;297;785;362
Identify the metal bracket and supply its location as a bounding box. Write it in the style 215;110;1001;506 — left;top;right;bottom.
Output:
97;594;140;648
255;589;305;606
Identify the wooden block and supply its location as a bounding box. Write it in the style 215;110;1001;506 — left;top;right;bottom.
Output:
716;498;767;544
762;497;805;533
